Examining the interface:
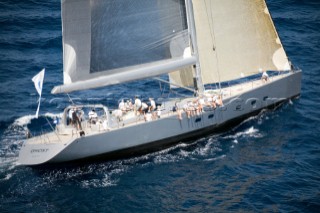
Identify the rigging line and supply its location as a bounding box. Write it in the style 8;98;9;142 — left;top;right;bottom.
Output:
66;93;75;105
44;116;62;142
169;88;192;98
203;0;215;50
204;0;222;93
153;77;195;93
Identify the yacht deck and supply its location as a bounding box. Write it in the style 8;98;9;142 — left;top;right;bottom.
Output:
26;72;290;145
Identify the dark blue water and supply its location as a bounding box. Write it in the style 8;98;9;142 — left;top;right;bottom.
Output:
1;0;319;212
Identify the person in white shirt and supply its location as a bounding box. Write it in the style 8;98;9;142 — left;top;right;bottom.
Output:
88;109;98;124
149;98;156;112
183;102;191;118
261;71;269;83
68;108;74;125
216;94;223;107
134;96;142;115
157;108;162;118
141;102;148;114
72;109;82;130
145;112;152;122
118;99;126;111
125;99;133;111
198;96;205;113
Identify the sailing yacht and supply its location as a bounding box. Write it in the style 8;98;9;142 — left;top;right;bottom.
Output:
18;0;301;166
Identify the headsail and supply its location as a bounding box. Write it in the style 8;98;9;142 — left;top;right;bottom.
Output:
170;0;291;87
53;0;194;94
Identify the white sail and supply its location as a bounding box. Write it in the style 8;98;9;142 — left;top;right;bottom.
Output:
53;0;191;94
171;0;291;87
168;31;194;88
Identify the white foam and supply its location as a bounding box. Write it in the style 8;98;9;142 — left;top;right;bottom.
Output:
245;126;258;134
154;154;179;164
12;112;63;127
289;99;293;105
224;126;262;139
179;150;190;157
81;175;118;188
204;154;226;162
0;173;13;181
0;158;18;182
13;114;36;126
44;112;63;119
235;126;262;138
197;140;213;156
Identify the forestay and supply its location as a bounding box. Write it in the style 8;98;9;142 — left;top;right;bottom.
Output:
170;0;291;87
52;0;194;94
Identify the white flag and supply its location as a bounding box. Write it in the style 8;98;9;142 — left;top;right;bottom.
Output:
32;69;45;118
32;68;45;96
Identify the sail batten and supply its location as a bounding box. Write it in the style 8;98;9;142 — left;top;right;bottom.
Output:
52;56;196;94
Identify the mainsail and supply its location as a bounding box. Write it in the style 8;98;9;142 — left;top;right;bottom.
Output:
52;0;194;94
169;0;291;87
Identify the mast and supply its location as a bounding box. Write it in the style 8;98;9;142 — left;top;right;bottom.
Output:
185;0;204;94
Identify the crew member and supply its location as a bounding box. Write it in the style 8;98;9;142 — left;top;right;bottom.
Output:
88;109;98;124
149;97;156;112
134;96;142;115
261;71;269;83
72;109;82;130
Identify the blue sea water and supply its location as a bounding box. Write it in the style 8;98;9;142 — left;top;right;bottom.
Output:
0;0;319;212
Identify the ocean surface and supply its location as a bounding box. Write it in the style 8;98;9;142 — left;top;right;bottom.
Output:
0;0;319;212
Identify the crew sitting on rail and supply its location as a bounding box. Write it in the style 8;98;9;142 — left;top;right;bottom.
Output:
125;99;133;111
198;96;205;113
118;99;126;112
148;97;157;119
145;110;152;122
140;102;149;114
88;108;98;124
211;95;219;108
204;95;213;108
148;97;156;112
183;102;193;118
216;95;223;106
157;108;162;118
134;96;142;115
174;102;183;120
261;71;269;83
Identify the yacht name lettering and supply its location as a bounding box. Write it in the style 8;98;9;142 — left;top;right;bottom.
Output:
31;149;49;153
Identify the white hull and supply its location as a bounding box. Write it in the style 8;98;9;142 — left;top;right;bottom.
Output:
18;71;301;166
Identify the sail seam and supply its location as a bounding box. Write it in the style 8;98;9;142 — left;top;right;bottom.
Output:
203;0;221;91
